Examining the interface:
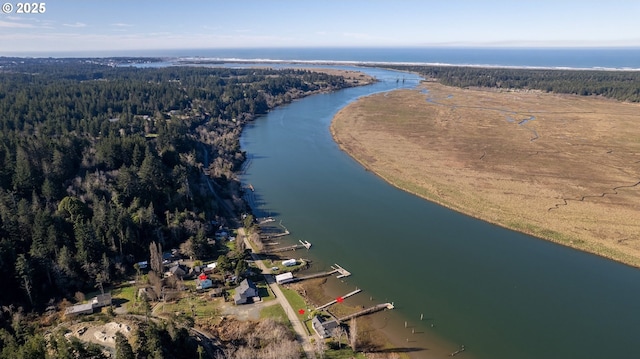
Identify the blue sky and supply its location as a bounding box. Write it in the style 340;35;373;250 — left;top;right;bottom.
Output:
1;0;639;54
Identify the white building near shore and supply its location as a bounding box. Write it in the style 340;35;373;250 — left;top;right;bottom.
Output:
275;272;294;284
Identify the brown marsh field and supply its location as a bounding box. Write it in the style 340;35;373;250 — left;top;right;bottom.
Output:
331;83;640;267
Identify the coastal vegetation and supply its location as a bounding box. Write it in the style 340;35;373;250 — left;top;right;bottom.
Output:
376;65;640;102
331;82;640;267
0;58;360;357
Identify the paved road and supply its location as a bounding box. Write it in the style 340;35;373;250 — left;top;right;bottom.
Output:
239;228;317;359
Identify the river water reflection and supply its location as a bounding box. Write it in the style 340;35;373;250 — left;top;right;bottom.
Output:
240;66;640;359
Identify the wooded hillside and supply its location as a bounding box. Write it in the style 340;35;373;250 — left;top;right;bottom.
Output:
378;64;640;102
0;59;352;357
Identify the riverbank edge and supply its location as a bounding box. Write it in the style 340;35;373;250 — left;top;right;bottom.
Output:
329;88;640;269
231;68;420;357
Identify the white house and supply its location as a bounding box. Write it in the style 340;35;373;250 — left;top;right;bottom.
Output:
281;259;297;267
275;272;294;284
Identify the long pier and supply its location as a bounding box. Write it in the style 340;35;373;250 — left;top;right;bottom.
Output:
261;230;291;240
294;269;338;282
260;220;291;239
289;262;350;283
337;303;394;322
263;240;311;253
258;217;275;225
316;288;362;310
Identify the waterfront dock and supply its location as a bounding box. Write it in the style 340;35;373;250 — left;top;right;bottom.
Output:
263;240;311;253
260;220;291;240
332;263;351;278
294;269;338;281
288;262;350;283
316;288;362;310
337;302;395;322
260;229;291;240
258;217;275;225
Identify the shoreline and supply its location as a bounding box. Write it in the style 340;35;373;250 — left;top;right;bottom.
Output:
292;277;458;359
176;57;640;72
329;84;640;269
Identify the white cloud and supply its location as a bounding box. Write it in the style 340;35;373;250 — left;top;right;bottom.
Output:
0;20;35;28
63;22;87;28
111;23;133;27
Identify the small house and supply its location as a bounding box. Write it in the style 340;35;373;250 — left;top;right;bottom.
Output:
203;262;217;274
196;273;213;290
166;264;188;278
92;293;112;308
312;315;340;338
275;272;294;284
64;303;94;317
282;259;297;267
233;279;259;305
64;292;112;317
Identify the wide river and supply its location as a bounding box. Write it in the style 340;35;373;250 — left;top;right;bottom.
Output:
240;66;640;359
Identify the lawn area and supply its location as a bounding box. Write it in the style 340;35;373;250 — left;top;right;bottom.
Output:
110;282;139;312
280;286;309;320
259;303;287;322
159;295;220;318
324;348;367;359
280;286;316;335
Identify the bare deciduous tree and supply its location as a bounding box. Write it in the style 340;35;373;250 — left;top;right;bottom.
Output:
149;241;163;275
349;317;358;352
315;337;326;359
332;325;346;349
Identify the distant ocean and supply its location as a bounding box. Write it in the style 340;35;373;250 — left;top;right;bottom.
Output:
139;47;640;70
22;47;640;70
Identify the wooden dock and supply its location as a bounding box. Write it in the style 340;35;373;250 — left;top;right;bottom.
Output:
261;230;291;240
316;288;362;310
332;263;351;278
258;217;275;225
449;345;466;357
263;240;311;253
260;220;291;239
337;303;394;322
293;269;339;282
294;263;350;280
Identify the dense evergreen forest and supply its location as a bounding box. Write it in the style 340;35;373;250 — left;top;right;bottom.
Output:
378;64;640;102
0;58;352;358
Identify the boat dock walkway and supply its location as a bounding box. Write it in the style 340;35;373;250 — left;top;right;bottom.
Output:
316;288;362;310
332;263;351;278
337;303;395;322
263;240;311;253
261;229;291;240
260;220;291;240
290;263;350;283
294;269;339;282
258;217;275;225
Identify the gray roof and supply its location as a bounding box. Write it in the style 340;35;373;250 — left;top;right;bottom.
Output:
236;279;257;296
233;279;258;304
169;264;188;276
312;315;339;338
94;293;112;306
65;303;94;315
